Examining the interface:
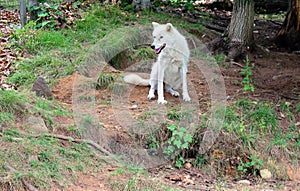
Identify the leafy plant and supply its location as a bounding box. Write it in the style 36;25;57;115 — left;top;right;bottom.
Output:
214;54;226;67
237;155;264;176
96;73;116;89
248;102;277;131
163;125;193;168
241;56;254;93
167;108;181;120
29;3;63;29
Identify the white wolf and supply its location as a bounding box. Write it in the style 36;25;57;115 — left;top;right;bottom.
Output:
124;22;190;104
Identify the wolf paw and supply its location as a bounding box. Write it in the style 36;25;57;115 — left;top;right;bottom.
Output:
183;94;191;102
157;99;167;104
147;93;155;100
165;87;179;97
171;91;180;97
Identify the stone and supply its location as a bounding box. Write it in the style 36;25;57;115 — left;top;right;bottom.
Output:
184;162;192;169
237;179;251;185
24;115;48;133
31;76;52;98
260;169;272;180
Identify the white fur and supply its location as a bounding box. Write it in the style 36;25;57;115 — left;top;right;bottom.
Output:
124;22;191;104
124;74;149;86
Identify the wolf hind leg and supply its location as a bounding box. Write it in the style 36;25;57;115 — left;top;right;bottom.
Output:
165;86;179;97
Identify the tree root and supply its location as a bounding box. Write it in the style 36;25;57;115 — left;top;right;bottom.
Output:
6;165;39;191
31;133;112;156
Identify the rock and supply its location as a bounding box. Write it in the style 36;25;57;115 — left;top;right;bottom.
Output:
237;179;251;185
24;115;48;133
31;76;53;99
130;104;138;109
260;169;272;179
184;162;192;169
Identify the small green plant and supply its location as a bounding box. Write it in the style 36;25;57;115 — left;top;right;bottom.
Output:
214;54;226;66
167;108;181;121
29;3;63;29
96;73;116;89
248;102;277;131
295;103;300;113
136;47;155;60
195;154;206;167
237;155;264;176
183;0;195;12
163;125;193;168
241;56;254;93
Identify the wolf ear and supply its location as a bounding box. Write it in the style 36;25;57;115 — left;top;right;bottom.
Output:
166;23;173;32
152;22;159;28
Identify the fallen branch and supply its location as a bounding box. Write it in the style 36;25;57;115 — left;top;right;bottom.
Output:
6;165;39;191
231;61;244;68
185;17;226;33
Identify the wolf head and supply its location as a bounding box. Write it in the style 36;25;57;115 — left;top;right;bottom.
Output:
151;22;175;54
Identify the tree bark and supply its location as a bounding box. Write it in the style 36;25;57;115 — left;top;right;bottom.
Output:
20;0;26;27
276;0;300;50
227;0;255;59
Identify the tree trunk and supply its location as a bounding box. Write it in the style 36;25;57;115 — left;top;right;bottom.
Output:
20;0;26;27
276;0;300;50
227;0;255;59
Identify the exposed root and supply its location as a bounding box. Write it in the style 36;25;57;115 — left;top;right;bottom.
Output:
31;133;112;156
6;165;39;191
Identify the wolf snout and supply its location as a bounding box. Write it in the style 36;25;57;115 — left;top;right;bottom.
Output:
150;44;155;49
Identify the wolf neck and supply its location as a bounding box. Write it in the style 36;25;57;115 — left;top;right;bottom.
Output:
160;44;189;60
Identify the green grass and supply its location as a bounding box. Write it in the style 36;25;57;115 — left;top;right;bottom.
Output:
220;98;299;178
0;90;27;113
224;99;278;147
0;90;27;127
107;166;180;191
0;129;102;190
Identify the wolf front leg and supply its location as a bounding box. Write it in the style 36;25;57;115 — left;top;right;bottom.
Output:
148;80;156;100
157;62;167;104
181;65;191;102
148;62;158;100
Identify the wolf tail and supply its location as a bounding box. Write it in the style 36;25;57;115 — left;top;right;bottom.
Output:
123;74;149;86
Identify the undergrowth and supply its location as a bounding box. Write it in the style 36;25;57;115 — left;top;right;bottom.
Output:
0;129;102;190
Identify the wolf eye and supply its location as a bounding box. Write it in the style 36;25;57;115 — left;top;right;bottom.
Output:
160;36;163;39
153;36;156;39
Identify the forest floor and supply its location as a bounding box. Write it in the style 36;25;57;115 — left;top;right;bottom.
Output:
0;1;299;191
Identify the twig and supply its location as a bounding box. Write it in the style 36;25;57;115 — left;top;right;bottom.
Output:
6;165;39;191
231;61;244;68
